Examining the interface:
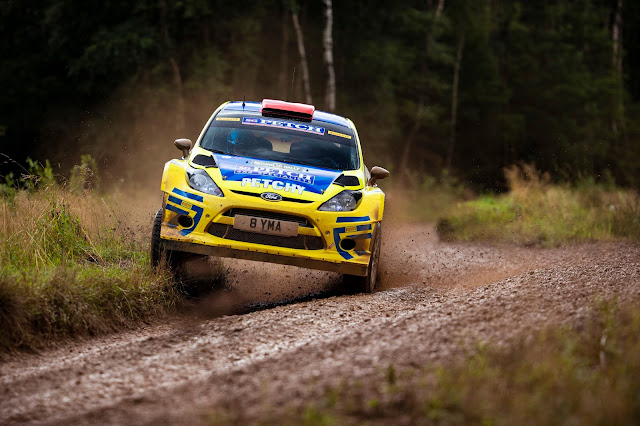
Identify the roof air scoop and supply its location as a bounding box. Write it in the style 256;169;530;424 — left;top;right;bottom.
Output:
261;99;315;122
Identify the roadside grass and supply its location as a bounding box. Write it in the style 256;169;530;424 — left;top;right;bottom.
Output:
437;165;640;246
209;300;640;425
0;172;181;353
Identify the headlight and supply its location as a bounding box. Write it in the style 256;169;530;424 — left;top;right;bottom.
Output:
186;167;224;197
318;190;361;212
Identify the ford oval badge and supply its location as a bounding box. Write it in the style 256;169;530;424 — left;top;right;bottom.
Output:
261;192;282;202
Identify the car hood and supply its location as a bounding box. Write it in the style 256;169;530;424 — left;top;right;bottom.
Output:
213;154;344;198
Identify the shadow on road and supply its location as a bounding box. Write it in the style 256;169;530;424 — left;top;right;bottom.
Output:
182;276;355;319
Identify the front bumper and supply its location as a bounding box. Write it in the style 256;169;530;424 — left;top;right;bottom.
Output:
159;185;380;277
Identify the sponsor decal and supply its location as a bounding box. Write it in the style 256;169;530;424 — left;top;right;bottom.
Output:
328;130;352;139
216;155;341;195
242;117;325;135
216;117;240;121
250;160;307;171
234;164;315;185
241;177;305;195
260;192;283;202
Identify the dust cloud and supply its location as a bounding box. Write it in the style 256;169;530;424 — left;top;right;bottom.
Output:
41;84;459;310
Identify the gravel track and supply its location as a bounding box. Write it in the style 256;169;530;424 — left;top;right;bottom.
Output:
1;224;639;425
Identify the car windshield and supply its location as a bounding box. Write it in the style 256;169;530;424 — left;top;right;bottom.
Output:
199;117;359;171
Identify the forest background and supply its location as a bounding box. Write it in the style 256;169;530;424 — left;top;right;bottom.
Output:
1;0;639;192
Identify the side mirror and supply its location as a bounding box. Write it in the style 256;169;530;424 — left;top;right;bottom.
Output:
174;138;193;158
368;166;390;186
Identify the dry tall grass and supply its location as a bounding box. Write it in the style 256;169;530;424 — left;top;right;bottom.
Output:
0;185;178;353
437;164;640;246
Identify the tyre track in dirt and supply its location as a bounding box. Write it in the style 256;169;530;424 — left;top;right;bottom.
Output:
1;224;639;425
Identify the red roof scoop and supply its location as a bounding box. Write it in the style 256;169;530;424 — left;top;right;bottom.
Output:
261;99;315;122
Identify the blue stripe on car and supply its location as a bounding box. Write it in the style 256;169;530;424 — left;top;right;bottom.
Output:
336;216;370;223
166;204;189;216
333;227;352;260
167;195;182;205
172;188;203;202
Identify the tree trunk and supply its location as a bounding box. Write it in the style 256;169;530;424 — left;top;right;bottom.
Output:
435;0;444;19
612;0;624;137
279;9;290;99
612;0;622;74
446;32;465;170
291;11;312;104
322;0;336;111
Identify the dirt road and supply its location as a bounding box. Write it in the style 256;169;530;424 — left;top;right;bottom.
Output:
1;224;639;425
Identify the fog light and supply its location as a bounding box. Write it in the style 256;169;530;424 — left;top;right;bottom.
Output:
340;238;356;251
177;215;193;228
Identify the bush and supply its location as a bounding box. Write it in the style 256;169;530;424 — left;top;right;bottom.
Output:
437;164;640;246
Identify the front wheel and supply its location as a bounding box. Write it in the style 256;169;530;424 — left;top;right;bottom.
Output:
343;222;382;294
151;207;217;296
151;207;183;274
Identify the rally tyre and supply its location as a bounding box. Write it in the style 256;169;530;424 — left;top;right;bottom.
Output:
151;208;164;269
344;223;381;294
151;207;183;275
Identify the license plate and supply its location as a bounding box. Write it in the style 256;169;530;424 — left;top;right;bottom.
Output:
233;215;299;237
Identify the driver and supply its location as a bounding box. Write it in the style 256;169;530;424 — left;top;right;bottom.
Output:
226;129;256;155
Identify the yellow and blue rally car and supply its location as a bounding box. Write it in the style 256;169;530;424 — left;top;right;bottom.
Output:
151;99;389;292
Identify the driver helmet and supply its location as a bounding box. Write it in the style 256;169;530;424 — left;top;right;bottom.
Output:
226;129;255;154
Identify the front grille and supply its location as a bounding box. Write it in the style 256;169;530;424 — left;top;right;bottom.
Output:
207;223;324;250
223;208;313;228
230;190;313;204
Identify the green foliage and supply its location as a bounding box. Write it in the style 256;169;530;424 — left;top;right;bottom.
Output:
25;158;55;189
0;173;17;203
301;406;336;426
70;154;101;192
0;157;55;204
437;165;640;246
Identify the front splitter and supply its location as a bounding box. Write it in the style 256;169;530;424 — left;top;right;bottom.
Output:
161;239;369;276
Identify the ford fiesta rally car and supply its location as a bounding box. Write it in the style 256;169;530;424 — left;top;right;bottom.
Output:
151;99;389;293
